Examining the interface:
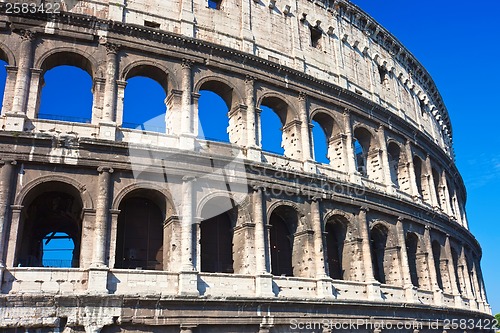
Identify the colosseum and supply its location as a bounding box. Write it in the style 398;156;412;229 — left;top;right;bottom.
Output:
0;0;493;332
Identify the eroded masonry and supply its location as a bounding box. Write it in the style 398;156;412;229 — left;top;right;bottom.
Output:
0;0;493;332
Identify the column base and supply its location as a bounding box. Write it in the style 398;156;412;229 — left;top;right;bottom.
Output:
316;277;335;299
245;146;262;162
179;134;196;151
87;267;109;294
366;280;383;301
454;294;463;308
4;112;27;131
303;160;317;174
255;273;275;297
0;262;4;290
403;284;418;302
178;270;199;296
99;121;117;140
433;289;443;306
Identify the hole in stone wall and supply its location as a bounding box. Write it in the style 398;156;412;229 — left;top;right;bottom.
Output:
198;90;230;143
208;0;222;9
309;25;322;49
39;66;93;123
144;20;160;29
432;240;444;290
378;66;388;85
123;76;167;133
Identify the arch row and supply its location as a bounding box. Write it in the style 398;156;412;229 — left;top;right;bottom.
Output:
1;174;486;311
0;35;465;227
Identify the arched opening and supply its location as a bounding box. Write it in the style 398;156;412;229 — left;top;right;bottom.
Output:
432;240;444;290
311;119;329;164
260;96;299;159
123;65;168;133
370;224;388;284
269;205;298;276
39;65;93;123
353;127;372;177
41;232;75;268
446;177;456;216
115;190;165;270
405;232;419;287
18;183;83;268
413;156;424;197
198;80;236;143
200;198;234;273
311;111;342;166
325;216;347;280
0;57;7;112
208;0;222;9
387;142;401;187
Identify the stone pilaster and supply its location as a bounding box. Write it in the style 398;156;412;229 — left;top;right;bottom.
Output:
443;235;461;307
396;218;417;302
245;76;260;160
298;92;312;162
0;66;18;116
377;125;393;189
99;43;119;139
7;30;35;130
179;0;195;37
358;207;381;300
343;109;356;176
5;205;22;268
91;166;113;268
178;176;198;296
180;59;195;149
425;156;439;208
423;226;442;305
404;140;419;198
0;160;16;288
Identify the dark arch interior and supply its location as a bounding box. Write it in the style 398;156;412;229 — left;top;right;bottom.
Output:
432;240;444;290
451;247;462;294
115;192;165;270
432;168;441;207
370;225;388;284
387;142;401;187
413;156;424;196
269;205;298;277
405;232;419;287
18;187;83;268
325;217;347;280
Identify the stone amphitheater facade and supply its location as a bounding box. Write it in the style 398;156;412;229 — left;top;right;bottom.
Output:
0;0;493;332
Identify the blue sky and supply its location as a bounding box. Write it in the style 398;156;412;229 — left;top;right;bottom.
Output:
349;0;500;314
0;0;498;314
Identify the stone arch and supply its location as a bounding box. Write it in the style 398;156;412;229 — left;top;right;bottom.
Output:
194;75;244;111
196;190;249;225
386;140;407;188
353;125;381;179
121;60;178;93
112;182;175;217
36;48;98;78
324;213;350;280
15;179;87;267
0;42;16;66
310;108;345;166
370;221;390;284
405;231;420;287
257;91;299;123
15;175;93;209
266;200;307;229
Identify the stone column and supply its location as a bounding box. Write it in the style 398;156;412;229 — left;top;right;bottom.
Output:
0;160;16;286
7;30;35;131
180;59;195;149
91;166;113;268
311;198;334;298
245;76;260;160
298;92;312;161
178;176;198;296
443;235;461;307
26;68;43;119
115;80;127;127
343;109;356;175
459;247;474;301
107;209;121;269
358;207;381;300
396;218;416;301
377;125;393;189
404;140;419;198
440;172;453;216
5;205;22;268
425;156;439;208
1;66;18;116
252;186;274;297
99;43;119;139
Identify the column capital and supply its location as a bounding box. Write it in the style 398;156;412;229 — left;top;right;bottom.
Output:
181;58;194;69
105;43;120;55
97;166;114;174
16;29;36;41
245;75;257;83
298;91;307;101
0;160;17;166
359;205;369;212
182;175;196;182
